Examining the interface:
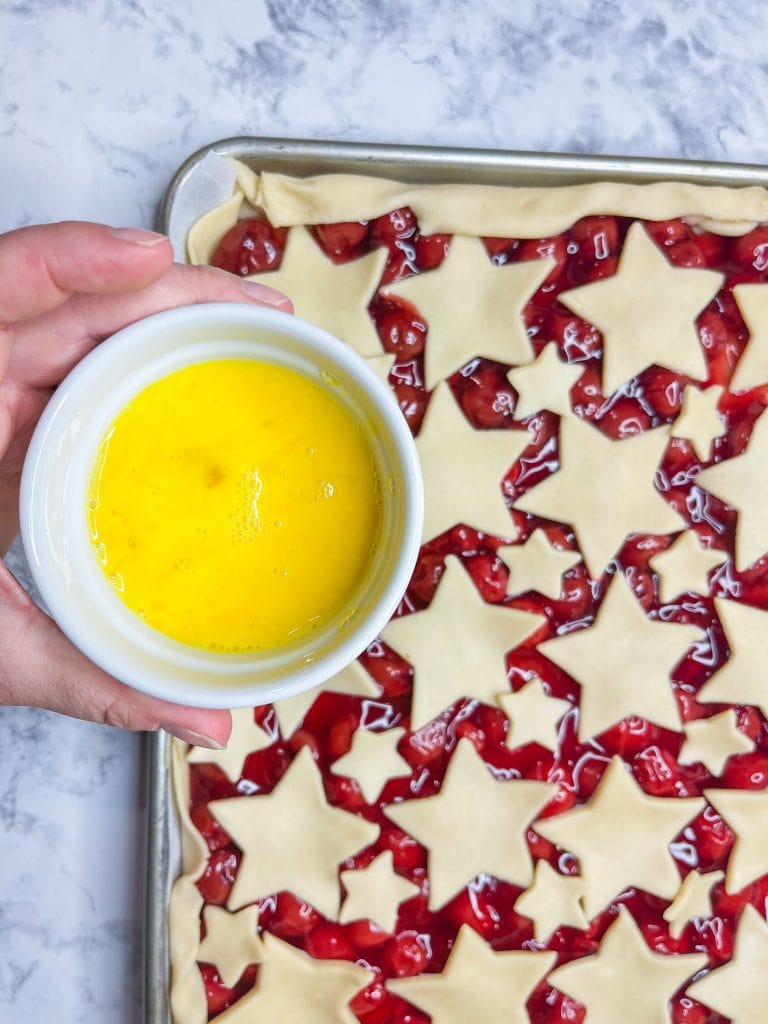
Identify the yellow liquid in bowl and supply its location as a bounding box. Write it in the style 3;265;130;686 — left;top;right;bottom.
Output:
87;359;381;652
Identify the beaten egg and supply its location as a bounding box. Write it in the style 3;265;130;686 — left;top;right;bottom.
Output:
87;359;381;652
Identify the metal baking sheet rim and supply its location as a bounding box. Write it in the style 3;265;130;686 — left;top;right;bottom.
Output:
145;136;768;1024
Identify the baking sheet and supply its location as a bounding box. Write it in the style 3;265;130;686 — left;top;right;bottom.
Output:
145;135;768;1024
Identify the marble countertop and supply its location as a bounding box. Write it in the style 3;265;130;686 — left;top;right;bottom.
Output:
3;0;768;1020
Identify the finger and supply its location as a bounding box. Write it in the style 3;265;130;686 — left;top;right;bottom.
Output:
0;563;232;747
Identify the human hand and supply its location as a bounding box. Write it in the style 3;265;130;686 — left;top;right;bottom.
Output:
0;221;291;747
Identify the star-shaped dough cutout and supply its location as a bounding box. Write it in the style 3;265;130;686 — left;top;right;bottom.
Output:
662;869;724;939
507;342;583;419
538;573;701;742
209;746;378;919
187;708;272;782
383;556;545;731
731;283;768;391
649;531;727;603
535;757;705;918
385;738;556;909
417;383;530;541
197;905;263;988
331;727;411;803
498;529;582;599
514;415;684;578
549;908;707;1024
671;385;726;461
383;236;555;389
697;597;768;714
559;221;722;395
365;352;396;384
514;859;587;941
389;923;556;1023
497;677;571;751
679;711;754;776
339;851;419;933
215;932;372;1024
696;408;768;570
688;904;768;1024
273;659;380;737
250;226;387;356
704;788;768;893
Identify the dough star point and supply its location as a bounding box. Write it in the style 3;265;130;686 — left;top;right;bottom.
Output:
331;727;411;803
698;597;768;716
663;869;724;939
731;282;768;391
507;342;583;419
339;851;420;933
188;707;273;782
704;787;768;893
679;710;754;776
197;904;263;989
514;859;587;942
688;904;768;1024
649;530;727;604
498;528;581;599
497;677;572;751
671;384;726;461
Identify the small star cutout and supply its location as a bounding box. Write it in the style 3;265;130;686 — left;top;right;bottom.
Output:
696;408;768;570
383;556;545;731
671;385;726;461
731;283;768;391
250;226;387;356
549;908;707;1024
535;757;705;919
209;746;378;919
389;924;556;1024
497;677;571;751
498;529;581;599
383;236;555;389
559;221;722;395
331;727;411;803
197;905;263;988
688;904;768;1024
507;342;583;419
272;659;380;737
538;572;702;742
514;415;684;578
214;932;373;1024
514;860;587;942
663;869;724;939
704;788;768;893
339;851;419;933
698;597;768;714
385;738;556;910
649;531;727;603
679;711;754;776
187;708;272;782
417;382;530;541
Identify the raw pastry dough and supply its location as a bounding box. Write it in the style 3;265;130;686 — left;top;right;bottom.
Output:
498;528;581;599
679;711;753;776
330;726;411;803
731;283;768;391
507;342;583;420
187;707;272;782
662;869;723;939
697;597;768;715
197;905;263;988
497;677;571;751
671;385;726;461
272;659;379;737
514;859;587;941
704;788;768;893
649;531;727;603
339;851;419;933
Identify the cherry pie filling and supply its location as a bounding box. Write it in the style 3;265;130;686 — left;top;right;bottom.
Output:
185;210;768;1023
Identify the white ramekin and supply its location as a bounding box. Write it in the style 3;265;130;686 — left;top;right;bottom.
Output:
19;303;423;708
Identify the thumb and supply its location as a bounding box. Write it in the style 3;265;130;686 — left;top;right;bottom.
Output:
0;562;231;747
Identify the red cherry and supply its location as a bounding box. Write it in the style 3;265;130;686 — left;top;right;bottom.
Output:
415;232;450;271
271;892;319;937
446;887;497;937
394;382;429;434
731;226;768;272
691;806;734;868
372;296;427;358
381;828;425;872
517;236;568;275
211;218;287;276
306;922;355;960
646;218;690;247
722;751;768;789
346;918;390;949
408;552;445;606
670;995;709;1024
199;963;235;1016
370;207;418;246
314;221;369;260
288;729;321;759
569;216;621;259
383;930;429;977
351;981;395;1023
327;712;360;761
196;847;239;904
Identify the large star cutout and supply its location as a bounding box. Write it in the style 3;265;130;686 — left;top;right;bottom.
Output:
704;788;768;893
538;572;701;742
662;869;723;939
498;529;582;599
535;757;705;919
688;904;768;1024
383;236;555;389
513;415;683;578
696;408;768;569
649;531;727;603
731;283;768;391
272;659;380;737
416;383;530;541
697;597;768;714
188;708;272;782
497;677;572;751
679;711;754;776
197;905;263;988
389;923;556;1023
558;221;722;395
383;556;545;731
339;851;419;933
385;738;556;909
671;385;726;461
507;342;583;419
549;908;707;1024
514;859;587;941
250;226;387;356
331;727;411;803
209;747;378;919
215;932;373;1024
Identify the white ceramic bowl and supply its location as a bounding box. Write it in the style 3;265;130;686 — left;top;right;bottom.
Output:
20;303;423;708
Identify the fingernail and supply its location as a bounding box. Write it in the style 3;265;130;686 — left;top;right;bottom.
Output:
109;227;169;247
241;279;294;312
163;725;226;749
